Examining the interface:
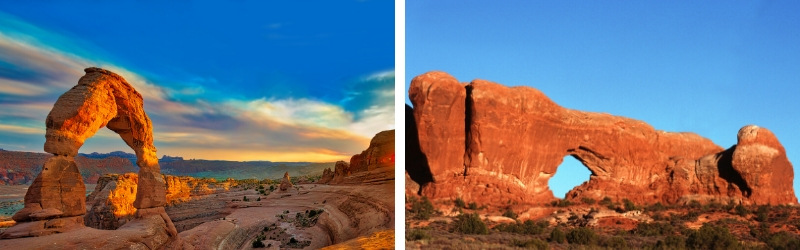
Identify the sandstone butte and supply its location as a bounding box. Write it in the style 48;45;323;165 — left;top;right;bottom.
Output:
0;68;177;246
407;71;797;207
318;130;395;185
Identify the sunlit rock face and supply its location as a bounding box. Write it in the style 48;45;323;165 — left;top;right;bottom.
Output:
327;130;395;185
85;173;139;230
407;71;797;207
1;68;176;241
84;173;230;230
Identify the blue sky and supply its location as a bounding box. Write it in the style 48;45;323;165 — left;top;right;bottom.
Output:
0;1;394;161
406;1;800;198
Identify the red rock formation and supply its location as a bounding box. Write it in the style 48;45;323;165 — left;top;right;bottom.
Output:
85;173;138;230
349;130;395;172
279;172;293;191
327;130;395;185
408;71;797;206
84;173;231;230
317;168;334;184
1;68;176;240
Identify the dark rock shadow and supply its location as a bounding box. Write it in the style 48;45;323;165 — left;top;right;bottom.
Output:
405;104;433;193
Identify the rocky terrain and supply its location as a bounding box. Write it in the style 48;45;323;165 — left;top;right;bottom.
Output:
318;130;395;186
407;71;796;207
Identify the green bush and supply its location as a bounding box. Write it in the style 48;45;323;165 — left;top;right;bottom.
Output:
454;197;466;208
513;238;548;250
601;236;628;249
406;228;431;241
408;196;436;220
688;200;701;209
468;202;478;210
503;208;518;220
734;204;748;216
646;202;666;212
686;224;739;249
622;199;637;211
252;240;265;248
551;199;574;207
755;205;769;222
633;222;674;236
655;235;686;249
453;213;488;235
566;227;598;245
549;227;566;243
766;231;800;250
495;220;548;235
243;196;248;201
599;197;613;206
581;197;596;205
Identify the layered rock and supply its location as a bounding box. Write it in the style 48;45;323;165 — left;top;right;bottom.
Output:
1;68;176;241
408;71;797;206
279;172;293;191
327;130;395;185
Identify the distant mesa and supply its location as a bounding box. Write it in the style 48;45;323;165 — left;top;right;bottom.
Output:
406;71;797;207
0;68;177;247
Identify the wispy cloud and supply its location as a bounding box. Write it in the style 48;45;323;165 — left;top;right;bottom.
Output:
0;12;394;162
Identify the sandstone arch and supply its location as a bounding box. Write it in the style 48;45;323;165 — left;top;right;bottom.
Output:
409;71;797;206
2;68;176;239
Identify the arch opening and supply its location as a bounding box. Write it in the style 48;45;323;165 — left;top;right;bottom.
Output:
549;155;592;198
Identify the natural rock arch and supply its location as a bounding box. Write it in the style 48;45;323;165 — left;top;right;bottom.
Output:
2;68;176;239
409;71;797;207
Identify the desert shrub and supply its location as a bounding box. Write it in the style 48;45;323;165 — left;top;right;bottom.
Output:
686;224;739;249
750;222;771;241
252;240;265;248
454;197;466;208
766;231;800;250
269;185;275;191
495;220;548;235
599;197;613;206
551;199;574;207
734;204;748;216
503;208;518;220
468;202;478;210
622;199;637;211
633;222;674;236
581;197;596;205
406;228;431;241
688;200;701;209
568;214;579;221
755;205;769;222
408;196;436;220
452;213;488;235
256;197;261;201
549;227;566;243
600;236;628;249
513;238;548;250
645;202;666;212
654;235;686;249
566;227;598;245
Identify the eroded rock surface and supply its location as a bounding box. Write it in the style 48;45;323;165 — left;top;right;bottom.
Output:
328;130;395;185
279;172;293;191
1;68;176;244
408;71;797;206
